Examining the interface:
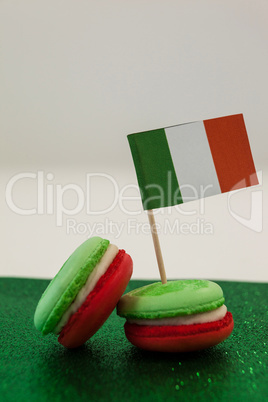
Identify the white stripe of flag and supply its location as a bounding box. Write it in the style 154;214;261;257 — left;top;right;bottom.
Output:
165;122;221;202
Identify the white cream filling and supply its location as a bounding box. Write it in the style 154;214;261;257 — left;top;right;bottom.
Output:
128;305;227;326
54;244;119;334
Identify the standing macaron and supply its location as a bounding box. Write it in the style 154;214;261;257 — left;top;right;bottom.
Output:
34;236;133;348
117;280;234;352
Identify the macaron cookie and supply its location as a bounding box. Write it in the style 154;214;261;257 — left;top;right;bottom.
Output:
34;236;133;348
117;280;234;352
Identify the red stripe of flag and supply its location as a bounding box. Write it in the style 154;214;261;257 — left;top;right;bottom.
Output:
204;114;258;193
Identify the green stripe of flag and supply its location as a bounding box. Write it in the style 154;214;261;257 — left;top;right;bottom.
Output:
127;129;183;210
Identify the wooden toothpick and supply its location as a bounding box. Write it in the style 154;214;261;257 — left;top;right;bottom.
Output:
147;209;167;284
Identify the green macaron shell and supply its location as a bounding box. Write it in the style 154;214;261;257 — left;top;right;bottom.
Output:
117;280;225;319
34;237;109;335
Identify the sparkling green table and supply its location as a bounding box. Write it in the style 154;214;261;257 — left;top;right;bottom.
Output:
0;278;267;401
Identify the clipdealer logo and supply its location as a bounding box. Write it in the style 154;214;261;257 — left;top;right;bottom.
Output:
5;172;141;226
227;171;263;233
5;171;208;224
5;170;263;233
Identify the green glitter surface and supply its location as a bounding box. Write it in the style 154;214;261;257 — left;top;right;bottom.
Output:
0;278;267;402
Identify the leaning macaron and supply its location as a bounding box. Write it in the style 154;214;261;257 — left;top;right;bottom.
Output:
34;236;133;348
117;280;233;353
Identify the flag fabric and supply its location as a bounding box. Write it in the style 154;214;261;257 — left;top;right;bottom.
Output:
127;114;258;210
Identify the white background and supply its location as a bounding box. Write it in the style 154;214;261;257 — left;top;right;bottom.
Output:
1;1;267;281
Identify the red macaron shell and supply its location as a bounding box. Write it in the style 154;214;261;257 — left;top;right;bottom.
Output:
58;250;133;348
124;311;234;353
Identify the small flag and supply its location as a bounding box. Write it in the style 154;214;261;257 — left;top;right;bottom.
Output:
128;114;258;210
